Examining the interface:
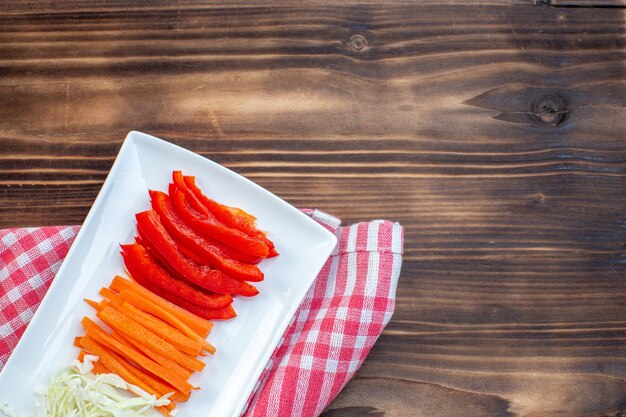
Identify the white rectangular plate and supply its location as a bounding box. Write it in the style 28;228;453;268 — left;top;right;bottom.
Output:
0;131;337;417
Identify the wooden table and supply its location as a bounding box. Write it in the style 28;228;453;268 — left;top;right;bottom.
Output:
1;1;625;416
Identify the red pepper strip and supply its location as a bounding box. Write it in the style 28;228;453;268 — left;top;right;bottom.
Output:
173;171;208;215
134;234;222;302
180;302;236;321
121;242;232;310
150;191;264;282
183;175;278;257
135;230;188;283
137;217;259;299
130;268;237;321
175;239;260;285
266;245;279;258
226;206;256;222
170;189;269;258
135;210;259;297
168;184;262;264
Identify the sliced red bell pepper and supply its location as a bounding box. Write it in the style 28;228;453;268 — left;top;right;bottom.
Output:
150;190;263;282
183;175;278;257
134;233;188;284
135;209;259;297
129;268;237;321
170;188;269;258
121;243;232;310
226;206;256;222
181;302;236;321
172;171;209;216
166;185;262;264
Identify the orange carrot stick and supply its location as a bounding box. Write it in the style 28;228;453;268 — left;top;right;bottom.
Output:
79;336;168;398
77;348;113;376
104;332;189;403
111;330;192;381
100;287;123;306
120;353;188;403
111;300;203;356
74;337;83;348
111;276;212;337
96;306;205;373
119;290;215;355
77;341;172;415
103;344;176;413
81;316;193;394
84;299;100;310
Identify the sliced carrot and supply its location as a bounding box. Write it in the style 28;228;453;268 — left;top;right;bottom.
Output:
81;316;193;394
101;343;176;414
111;276;213;337
85;298;111;313
156;406;171;416
78;350;87;361
77;341;172;415
96;306;205;373
84;299;100;310
78;348;116;377
99;287;123;306
79;336;166;399
111;329;192;381
111;299;203;356
74;337;83;348
119;290;215;355
92;360;112;376
121;353;188;403
77;348;113;375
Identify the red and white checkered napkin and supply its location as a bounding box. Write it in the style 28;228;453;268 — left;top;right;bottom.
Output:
0;210;404;417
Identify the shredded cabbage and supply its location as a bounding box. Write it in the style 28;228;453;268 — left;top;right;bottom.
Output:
0;355;171;417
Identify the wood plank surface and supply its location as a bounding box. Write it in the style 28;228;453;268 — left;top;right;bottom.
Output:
1;2;625;416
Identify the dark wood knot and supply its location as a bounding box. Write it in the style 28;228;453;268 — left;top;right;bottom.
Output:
530;94;567;127
348;34;368;51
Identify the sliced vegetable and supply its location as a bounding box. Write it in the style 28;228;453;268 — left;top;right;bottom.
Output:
118;351;187;404
183;175;278;257
78;350;110;376
172;170;208;216
179;303;237;321
169;184;262;264
119;290;215;355
78;335;173;414
84;298;100;310
121;242;233;308
114;299;204;356
111;329;192;381
170;188;269;258
97;306;205;373
150;191;264;281
130;272;237;321
74;336;83;348
110;276;213;337
26;355;171;417
135;210;259;297
99;287;123;306
81;316;193;394
89;287;209;374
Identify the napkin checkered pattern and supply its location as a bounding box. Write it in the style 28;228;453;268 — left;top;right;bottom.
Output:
0;210;403;417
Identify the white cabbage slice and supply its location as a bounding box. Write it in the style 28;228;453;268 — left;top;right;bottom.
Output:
0;355;172;417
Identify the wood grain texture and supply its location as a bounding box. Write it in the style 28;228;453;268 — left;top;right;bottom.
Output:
1;2;625;416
